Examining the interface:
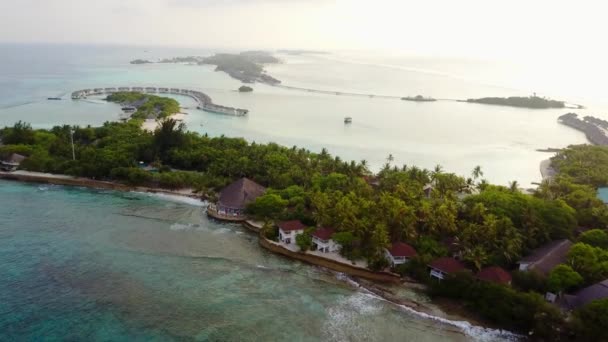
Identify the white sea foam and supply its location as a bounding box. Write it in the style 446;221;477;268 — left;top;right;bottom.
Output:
212;227;232;235
170;223;194;231
335;273;522;342
132;191;205;207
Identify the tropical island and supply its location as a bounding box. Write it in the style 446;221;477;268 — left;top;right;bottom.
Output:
106;92;180;120
130;59;153;65
465;95;566;109
277;49;329;55
1;117;608;340
130;51;281;84
201;51;281;84
238;86;253;93
401;95;437;102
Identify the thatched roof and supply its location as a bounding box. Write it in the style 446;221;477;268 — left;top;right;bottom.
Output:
218;177;266;210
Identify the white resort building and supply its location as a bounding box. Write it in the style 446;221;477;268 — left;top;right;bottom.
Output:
312;228;340;253
385;242;417;267
277;220;306;245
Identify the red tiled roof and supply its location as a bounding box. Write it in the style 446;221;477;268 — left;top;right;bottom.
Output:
388;242;417;258
477;266;512;284
277;220;306;232
429;257;465;274
312;227;335;240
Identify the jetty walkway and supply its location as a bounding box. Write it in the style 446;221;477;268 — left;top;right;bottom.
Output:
274;84;458;101
558;113;608;145
71;87;248;116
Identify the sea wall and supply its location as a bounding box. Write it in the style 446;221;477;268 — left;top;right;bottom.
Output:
258;236;401;283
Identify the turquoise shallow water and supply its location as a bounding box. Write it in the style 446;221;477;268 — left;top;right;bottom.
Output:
0;180;519;341
0;44;592;186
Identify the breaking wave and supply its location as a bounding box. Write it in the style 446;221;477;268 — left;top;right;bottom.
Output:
334;273;522;342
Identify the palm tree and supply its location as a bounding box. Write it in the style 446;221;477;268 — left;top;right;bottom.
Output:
386;154;394;164
472;166;483;180
509;180;520;192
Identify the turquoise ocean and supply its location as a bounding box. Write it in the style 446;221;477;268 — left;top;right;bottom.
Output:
0;181;517;341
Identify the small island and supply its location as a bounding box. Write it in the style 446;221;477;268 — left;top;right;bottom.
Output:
130;59;153;65
277;49;329;55
401;95;436;102
129;51;282;85
106;92;180;120
201;51;281;84
238;86;253;93
465;95;565;109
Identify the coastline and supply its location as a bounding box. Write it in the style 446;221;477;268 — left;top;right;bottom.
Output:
0;170;201;199
142;112;188;131
0;171;516;337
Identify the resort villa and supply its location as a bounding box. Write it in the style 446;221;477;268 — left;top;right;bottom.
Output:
385;242;417;267
477;266;512;285
517;239;572;275
207;177;266;220
563;279;608;310
428;257;466;280
312;228;340;253
277;220;306;245
1;153;26;172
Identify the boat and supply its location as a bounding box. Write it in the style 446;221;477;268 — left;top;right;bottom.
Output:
344;117;352;124
47;97;62;100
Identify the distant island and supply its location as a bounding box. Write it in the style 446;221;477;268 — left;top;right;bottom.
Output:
238;86;253;93
277;49;329;55
401;95;436;102
130;59;153;65
129;51;281;85
465;95;565;109
201;51;281;84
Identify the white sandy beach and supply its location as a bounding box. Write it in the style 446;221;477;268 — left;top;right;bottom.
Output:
142;112;188;131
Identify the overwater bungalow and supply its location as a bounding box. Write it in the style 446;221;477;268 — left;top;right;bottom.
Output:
207;177;266;221
145;87;157;93
118;87;131;92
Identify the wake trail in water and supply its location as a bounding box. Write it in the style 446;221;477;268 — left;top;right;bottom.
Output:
0;100;42;110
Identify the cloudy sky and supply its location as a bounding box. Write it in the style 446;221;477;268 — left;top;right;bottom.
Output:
1;0;606;61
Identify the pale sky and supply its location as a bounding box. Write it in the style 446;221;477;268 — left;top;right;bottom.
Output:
1;0;607;61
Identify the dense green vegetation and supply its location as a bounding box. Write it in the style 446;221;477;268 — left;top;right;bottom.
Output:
466;96;565;109
238;86;253;92
2;121;608;340
201;52;280;84
106;92;180;120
